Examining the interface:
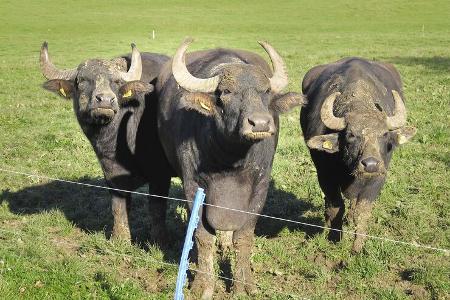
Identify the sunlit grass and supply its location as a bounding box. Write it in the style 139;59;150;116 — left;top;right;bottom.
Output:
0;0;449;298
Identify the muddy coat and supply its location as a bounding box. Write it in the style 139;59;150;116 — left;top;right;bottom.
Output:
156;39;304;298
301;57;416;252
40;44;171;242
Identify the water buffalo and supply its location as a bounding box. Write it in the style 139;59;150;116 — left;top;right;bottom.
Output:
155;38;304;297
300;57;417;253
39;42;172;242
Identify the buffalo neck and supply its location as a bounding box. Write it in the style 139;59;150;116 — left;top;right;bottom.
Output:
202;126;253;171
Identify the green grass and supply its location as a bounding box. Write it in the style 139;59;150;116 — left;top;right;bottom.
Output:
0;0;449;299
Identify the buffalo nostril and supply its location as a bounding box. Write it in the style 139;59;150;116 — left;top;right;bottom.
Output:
361;157;379;173
96;94;116;104
95;94;104;102
248;115;271;132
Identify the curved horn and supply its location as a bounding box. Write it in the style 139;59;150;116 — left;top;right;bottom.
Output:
258;41;289;93
40;42;77;80
320;92;346;130
172;37;220;93
120;43;142;82
387;90;407;130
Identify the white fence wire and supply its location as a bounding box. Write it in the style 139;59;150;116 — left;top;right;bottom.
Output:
0;167;448;254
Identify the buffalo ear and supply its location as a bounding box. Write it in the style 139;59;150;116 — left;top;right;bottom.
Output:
180;92;217;116
306;133;339;153
119;81;154;105
391;126;417;145
42;79;74;99
270;92;306;114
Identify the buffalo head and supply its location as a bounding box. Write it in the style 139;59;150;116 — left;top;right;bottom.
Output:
307;91;416;176
169;38;304;143
40;42;153;125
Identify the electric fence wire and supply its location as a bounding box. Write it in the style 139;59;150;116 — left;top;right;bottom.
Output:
0;167;448;254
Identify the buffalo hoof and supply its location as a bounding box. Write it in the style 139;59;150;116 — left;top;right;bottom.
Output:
232;270;258;296
232;280;258;297
351;238;365;254
190;275;215;300
111;224;131;242
324;207;344;243
327;228;342;243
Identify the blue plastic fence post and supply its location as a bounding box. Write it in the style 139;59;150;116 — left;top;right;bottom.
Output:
174;187;206;300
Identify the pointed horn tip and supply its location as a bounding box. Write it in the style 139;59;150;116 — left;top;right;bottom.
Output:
130;43;136;49
391;90;402;97
41;41;48;50
182;37;195;45
257;40;269;46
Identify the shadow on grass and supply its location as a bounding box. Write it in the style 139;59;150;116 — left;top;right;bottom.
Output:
255;180;323;239
384;56;450;73
429;152;450;168
1;177;113;233
0;177;323;264
0;177;187;262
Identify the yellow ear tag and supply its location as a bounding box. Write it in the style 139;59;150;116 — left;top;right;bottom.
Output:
59;88;67;97
322;140;333;150
199;100;211;111
122;90;132;98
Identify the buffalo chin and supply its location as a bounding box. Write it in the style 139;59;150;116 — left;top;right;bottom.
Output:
352;168;387;178
243;131;273;141
90;108;116;124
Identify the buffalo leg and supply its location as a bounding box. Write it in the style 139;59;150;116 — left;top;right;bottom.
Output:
111;192;131;241
319;177;344;242
351;199;374;253
311;152;345;242
190;221;216;300
183;181;216;299
324;193;345;242
232;225;257;296
232;178;269;296
148;176;171;243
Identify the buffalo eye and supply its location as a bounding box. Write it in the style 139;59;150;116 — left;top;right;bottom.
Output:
387;142;393;152
375;103;383;112
216;97;224;108
77;79;88;89
347;132;356;141
265;87;271;94
217;89;231;106
214;92;224;108
111;79;122;89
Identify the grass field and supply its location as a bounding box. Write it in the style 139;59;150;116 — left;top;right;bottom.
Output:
0;0;449;299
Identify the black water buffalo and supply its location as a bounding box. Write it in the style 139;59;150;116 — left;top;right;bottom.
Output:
155;38;304;297
40;43;171;242
300;57;416;253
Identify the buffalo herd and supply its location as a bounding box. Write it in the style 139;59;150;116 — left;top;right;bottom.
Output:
40;38;416;298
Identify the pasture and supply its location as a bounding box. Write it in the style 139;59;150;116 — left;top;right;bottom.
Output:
0;0;449;299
